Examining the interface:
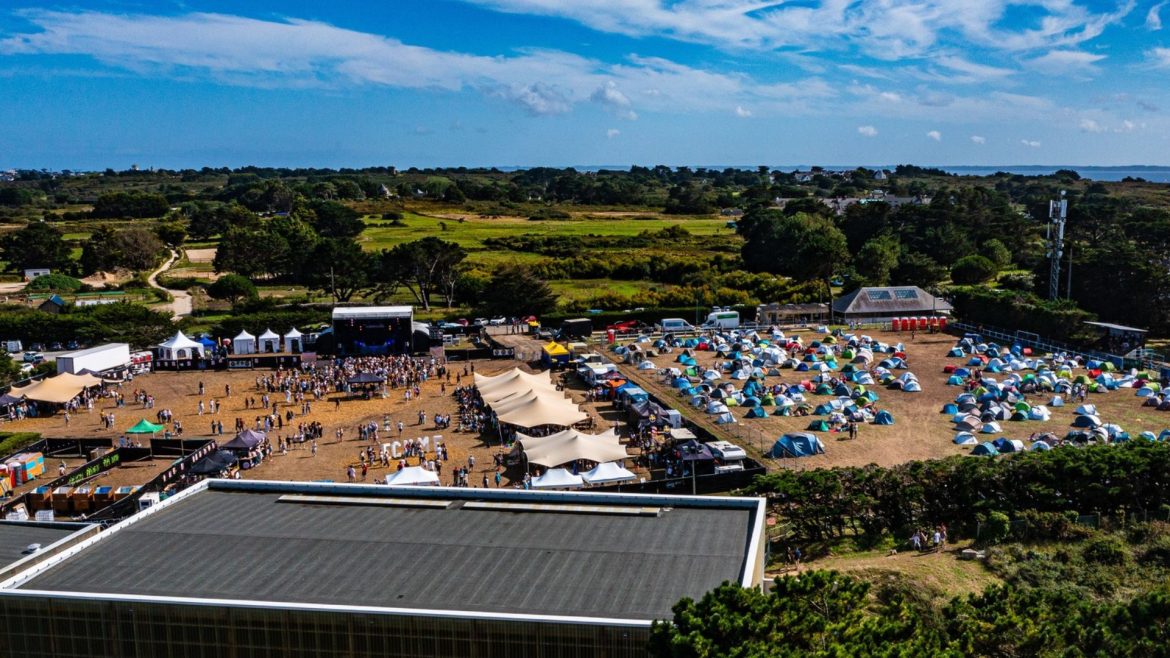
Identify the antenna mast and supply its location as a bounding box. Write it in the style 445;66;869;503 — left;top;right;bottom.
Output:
1046;191;1067;300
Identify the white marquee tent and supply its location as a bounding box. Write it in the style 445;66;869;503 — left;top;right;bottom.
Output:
531;467;584;490
283;327;303;353
385;466;440;486
496;396;588;429
232;329;256;355
581;461;637;485
157;331;205;361
515;428;628;467
258;328;281;353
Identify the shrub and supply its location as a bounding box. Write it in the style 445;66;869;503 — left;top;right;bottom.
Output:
1141;536;1170;567
981;511;1012;545
1082;536;1130;565
950;254;999;284
527;208;571;221
25;273;82;292
0;431;41;456
998;271;1035;292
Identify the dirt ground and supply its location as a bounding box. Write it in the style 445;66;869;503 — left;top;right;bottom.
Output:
2;358;618;489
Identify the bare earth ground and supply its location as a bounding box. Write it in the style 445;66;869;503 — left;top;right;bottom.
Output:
2;358;621;490
780;543;1002;599
494;328;1170;471
183;248;217;263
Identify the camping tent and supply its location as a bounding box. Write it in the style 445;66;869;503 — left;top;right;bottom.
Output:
232;329;256;355
385;465;440;486
258;329;281;353
770;433;825;458
972;442;1000;456
126;418;164;434
581;461;637;485
807;419;831;431
953;432;978;446
283;328;303;353
873;410;894;425
531;467;585;490
157;331;205;360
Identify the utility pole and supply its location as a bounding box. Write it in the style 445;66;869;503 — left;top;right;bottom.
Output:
1046;191;1067;300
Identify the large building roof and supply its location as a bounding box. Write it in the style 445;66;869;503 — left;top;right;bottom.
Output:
0;521;96;581
3;480;764;624
332;306;413;321
832;286;953;316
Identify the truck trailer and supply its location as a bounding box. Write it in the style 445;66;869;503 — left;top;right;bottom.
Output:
55;343;131;376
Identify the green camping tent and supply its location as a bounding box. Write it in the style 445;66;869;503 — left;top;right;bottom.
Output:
807;420;830;431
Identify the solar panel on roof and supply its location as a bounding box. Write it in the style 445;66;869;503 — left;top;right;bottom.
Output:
866;290;893;301
894;289;919;300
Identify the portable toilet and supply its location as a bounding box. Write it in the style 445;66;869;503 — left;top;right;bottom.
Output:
94;486;114;508
0;463;12;490
938;317;948;331
917;317;928;330
72;486;93;514
929;317;940;330
29;486;52;512
891;318;901;331
52;487;73;515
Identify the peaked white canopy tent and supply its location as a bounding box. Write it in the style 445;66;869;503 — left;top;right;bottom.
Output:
581;461;637;485
385;466;440;486
157;331;205;361
515;428;628;467
232;329;256;355
257;329;280;353
495;396;588;429
283;328;303;353
530;468;584;490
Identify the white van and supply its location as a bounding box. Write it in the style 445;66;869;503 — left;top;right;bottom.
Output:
702;311;740;330
708;440;747;462
656;318;694;333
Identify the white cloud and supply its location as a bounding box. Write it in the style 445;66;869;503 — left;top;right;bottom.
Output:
1079;118;1105;132
1021;139;1041;147
934;56;1014;82
926;130;942;141
858;125;878;137
465;0;1134;58
590;81;637;120
606;128;620;138
1147;46;1170;67
879;91;901;102
970;135;986;144
1148;1;1166;29
735;105;752;117
1025;49;1106;76
0;10;838;118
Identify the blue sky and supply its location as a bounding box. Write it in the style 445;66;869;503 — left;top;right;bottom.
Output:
1;0;1168;169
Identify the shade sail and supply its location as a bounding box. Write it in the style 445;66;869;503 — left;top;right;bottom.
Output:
18;373;101;404
517;428;628;467
495;396;588;429
385;466;440;486
475;368;553;391
581;461;637;485
347;372;386;385
480;377;559;404
531;467;584;490
126;419;165;434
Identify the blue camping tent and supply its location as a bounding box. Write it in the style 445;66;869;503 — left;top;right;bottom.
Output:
769;433;825;458
873;410;894;425
972;442;1000;456
744;406;768;419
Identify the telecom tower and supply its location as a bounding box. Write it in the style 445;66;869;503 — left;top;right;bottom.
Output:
1046;191;1067;300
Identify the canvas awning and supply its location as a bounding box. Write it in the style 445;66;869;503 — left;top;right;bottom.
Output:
385;466;440;486
531;467;584;490
16;373;102;404
475;369;557;398
496;396;588;429
480;377;559;405
516;428;627;467
347;372;386;385
581;461;637;485
222;429;265;450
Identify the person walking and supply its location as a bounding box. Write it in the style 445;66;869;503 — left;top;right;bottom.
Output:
311;440;318;457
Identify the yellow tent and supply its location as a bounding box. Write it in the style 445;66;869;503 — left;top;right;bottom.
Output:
542;342;570;357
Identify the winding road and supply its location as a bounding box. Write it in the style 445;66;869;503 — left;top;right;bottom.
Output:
147;249;193;320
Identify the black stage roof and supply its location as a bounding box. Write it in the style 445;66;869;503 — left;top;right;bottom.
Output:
13;485;757;621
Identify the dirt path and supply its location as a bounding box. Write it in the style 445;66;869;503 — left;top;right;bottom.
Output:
147;249;192;319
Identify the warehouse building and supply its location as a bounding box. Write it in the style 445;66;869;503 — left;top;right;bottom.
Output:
0;520;97;583
0;479;766;658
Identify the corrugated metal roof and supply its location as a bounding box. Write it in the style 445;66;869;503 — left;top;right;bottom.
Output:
16;489;752;621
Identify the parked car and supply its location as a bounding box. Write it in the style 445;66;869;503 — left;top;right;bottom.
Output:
49;342;63;351
29;343;44;352
456;319;469;327
489;316;507;326
65;340;80;350
22;351;44;363
437;322;462;330
473;318;490;327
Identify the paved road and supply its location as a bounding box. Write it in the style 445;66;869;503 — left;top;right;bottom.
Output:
147;249;192;320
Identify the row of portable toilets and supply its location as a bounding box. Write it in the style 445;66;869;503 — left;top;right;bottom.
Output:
891;317;947;332
26;484;140;515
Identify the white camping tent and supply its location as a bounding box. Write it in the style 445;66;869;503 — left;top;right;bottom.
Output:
232;329;256;355
283;327;303;353
581;461;637;485
157;331;205;361
258;329;280;353
384;465;440;486
531;467;584;490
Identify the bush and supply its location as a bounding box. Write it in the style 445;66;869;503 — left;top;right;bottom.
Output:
998;271;1035;292
981;511;1012;545
1082;535;1130;565
527;208;571;221
950;254;999;284
1141;536;1170;567
25;273;82;292
0;431;41;456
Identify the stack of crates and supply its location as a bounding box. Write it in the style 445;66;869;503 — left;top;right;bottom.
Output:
28;486;52;512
